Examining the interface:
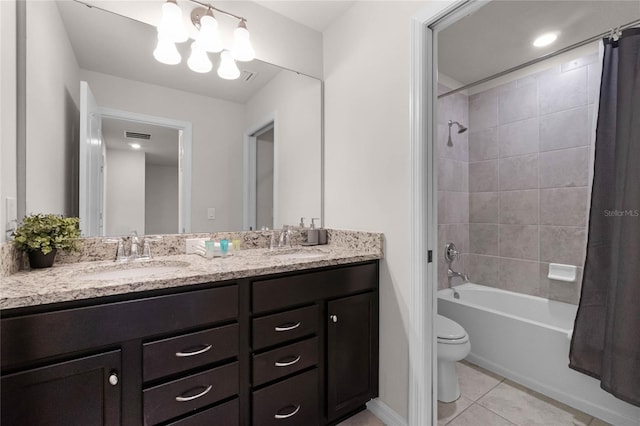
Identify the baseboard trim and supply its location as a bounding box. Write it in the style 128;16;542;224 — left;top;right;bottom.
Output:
366;399;407;426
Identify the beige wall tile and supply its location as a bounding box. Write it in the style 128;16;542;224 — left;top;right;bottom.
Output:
499;84;537;125
499;225;538;261
469;161;498;192
498;258;541;296
539;146;589;188
469;224;499;256
499;154;539;190
469;127;498;162
539;226;587;266
470;192;499;224
465;254;499;286
500;190;539;225
498;117;538;158
540;187;589;226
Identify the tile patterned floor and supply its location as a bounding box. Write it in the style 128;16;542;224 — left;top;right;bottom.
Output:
438;361;612;426
338;361;613;426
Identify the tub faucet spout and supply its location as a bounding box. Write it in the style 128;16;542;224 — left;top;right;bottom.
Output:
447;268;468;299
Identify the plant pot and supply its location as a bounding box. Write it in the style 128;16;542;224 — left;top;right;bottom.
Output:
28;249;57;269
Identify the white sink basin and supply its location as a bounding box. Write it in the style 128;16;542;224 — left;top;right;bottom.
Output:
80;262;189;281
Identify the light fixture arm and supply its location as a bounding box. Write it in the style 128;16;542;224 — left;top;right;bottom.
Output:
187;0;247;23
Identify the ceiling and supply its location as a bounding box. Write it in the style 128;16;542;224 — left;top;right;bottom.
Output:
257;1;354;32
57;1;282;104
102;117;179;166
439;0;640;86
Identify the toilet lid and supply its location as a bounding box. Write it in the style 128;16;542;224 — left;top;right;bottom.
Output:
436;315;467;340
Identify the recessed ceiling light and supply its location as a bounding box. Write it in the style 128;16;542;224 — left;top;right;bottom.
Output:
533;32;558;48
128;143;141;150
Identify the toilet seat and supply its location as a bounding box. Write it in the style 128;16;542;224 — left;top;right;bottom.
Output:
436;315;469;344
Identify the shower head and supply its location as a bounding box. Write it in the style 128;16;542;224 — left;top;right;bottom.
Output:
447;120;468;146
449;120;467;134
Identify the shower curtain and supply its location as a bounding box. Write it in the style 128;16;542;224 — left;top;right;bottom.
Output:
569;28;640;407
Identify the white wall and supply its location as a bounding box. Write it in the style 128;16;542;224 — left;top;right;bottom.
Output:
106;149;145;236
25;0;79;216
323;1;427;420
245;71;322;229
81;70;246;233
1;0;17;242
145;163;179;235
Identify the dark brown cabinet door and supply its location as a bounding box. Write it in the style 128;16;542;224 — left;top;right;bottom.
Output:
1;350;121;426
326;292;377;421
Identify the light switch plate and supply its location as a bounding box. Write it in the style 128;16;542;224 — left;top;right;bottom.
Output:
207;208;216;220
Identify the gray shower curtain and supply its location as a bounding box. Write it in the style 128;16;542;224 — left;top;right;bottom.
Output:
569;28;640;407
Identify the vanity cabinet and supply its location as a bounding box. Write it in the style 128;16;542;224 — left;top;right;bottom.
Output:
0;260;379;425
327;292;378;421
251;261;379;425
1;350;122;425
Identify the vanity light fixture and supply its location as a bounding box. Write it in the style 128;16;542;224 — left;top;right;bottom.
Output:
187;42;213;73
157;0;189;43
154;0;255;80
533;32;558;47
232;20;255;62
218;50;241;80
154;33;182;65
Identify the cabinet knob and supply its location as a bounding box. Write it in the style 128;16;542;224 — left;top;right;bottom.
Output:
108;372;119;386
330;315;338;323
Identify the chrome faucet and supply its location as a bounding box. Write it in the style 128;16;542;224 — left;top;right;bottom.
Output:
444;242;468;299
270;226;292;250
129;231;140;260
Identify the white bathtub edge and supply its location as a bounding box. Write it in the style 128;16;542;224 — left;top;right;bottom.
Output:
466;353;639;426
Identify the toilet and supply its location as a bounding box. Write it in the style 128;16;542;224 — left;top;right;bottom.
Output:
436;314;471;403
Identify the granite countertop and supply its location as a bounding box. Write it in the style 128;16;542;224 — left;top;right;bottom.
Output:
0;245;382;310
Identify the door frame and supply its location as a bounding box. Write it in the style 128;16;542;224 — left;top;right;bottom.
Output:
99;107;193;234
243;112;277;230
408;1;485;425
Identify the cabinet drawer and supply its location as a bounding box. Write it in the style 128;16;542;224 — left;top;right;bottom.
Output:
166;398;239;426
143;362;238;425
252;369;319;426
144;324;239;382
2;285;238;370
253;337;318;386
252;262;378;313
253;305;318;350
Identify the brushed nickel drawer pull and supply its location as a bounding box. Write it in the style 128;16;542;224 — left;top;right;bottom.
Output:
175;344;212;357
175;385;213;402
274;404;301;419
274;355;301;367
274;322;301;332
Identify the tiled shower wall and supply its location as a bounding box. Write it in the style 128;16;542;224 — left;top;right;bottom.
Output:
464;53;601;304
437;85;469;290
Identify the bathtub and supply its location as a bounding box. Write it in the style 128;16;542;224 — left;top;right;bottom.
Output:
438;283;640;426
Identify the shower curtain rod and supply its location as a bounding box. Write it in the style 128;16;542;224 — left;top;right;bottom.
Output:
438;17;640;98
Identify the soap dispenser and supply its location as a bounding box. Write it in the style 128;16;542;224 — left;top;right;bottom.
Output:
306;218;319;245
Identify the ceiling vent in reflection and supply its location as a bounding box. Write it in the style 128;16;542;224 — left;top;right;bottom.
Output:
125;131;151;140
241;70;257;82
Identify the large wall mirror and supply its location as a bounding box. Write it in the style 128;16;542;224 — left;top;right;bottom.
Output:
21;0;322;237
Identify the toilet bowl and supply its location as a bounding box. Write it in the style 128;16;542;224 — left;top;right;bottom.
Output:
437;314;470;403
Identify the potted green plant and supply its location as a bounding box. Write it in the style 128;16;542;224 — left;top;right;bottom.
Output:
12;214;81;269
